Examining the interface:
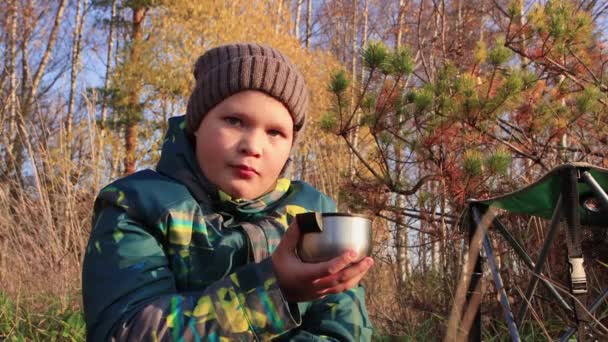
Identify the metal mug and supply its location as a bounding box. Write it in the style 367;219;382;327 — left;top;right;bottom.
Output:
295;212;372;263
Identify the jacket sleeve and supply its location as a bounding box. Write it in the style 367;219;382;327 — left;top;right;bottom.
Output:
82;201;301;341
275;286;373;341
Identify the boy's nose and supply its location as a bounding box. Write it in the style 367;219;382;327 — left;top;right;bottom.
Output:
237;132;263;157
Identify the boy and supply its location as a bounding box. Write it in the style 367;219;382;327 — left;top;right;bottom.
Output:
82;43;374;341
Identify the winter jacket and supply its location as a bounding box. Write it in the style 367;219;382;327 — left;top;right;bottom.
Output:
82;115;373;341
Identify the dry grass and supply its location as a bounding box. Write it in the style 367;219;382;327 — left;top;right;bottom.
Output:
0;115;100;302
0;180;92;299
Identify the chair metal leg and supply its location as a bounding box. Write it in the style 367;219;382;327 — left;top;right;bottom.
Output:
480;232;521;341
516;196;564;326
492;217;572;313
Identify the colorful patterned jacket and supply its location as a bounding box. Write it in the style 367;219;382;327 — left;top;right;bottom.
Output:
82;116;373;341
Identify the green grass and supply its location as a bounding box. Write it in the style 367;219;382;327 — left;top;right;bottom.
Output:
482;317;577;341
371;316;444;341
0;290;584;341
0;292;85;341
371;315;580;341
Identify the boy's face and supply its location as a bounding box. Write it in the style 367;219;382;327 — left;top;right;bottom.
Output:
194;90;294;200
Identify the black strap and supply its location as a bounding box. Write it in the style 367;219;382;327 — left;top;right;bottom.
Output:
561;168;589;339
240;221;270;262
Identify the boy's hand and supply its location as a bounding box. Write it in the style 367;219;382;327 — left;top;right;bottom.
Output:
270;219;374;303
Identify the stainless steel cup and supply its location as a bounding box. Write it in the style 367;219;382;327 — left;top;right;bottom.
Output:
296;212;372;263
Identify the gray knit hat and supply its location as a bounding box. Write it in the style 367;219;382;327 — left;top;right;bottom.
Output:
185;43;309;139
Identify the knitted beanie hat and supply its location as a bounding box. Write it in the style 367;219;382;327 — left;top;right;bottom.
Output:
185;43;309;140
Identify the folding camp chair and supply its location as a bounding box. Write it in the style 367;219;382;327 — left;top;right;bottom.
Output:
462;163;608;341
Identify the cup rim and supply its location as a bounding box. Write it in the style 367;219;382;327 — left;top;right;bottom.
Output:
322;212;372;220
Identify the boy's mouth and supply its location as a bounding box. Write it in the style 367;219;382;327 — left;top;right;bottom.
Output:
231;164;258;178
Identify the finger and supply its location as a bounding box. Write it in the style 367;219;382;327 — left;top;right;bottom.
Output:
314;257;373;287
324;251;362;275
313;257;374;289
318;260;373;295
299;251;358;281
321;272;366;295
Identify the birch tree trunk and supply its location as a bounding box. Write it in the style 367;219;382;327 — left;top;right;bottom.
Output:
361;0;368;79
305;0;312;48
394;0;410;283
13;0;32;186
396;0;405;49
4;0;18;158
559;74;568;162
11;0;66;186
63;0;88;255
432;182;441;271
294;0;302;40
95;0;117;190
1;0;18;188
66;0;87;157
352;0;368;155
348;0;359;181
520;0;529;68
276;0;283;34
29;0;68;103
124;6;146;175
456;0;462;56
439;0;446;58
351;0;358;91
429;1;440;80
396;194;410;281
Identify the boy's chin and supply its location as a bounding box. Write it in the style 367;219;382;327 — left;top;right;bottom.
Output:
221;185;259;201
221;181;274;201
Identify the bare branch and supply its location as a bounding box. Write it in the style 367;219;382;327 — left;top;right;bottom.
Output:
29;0;68;101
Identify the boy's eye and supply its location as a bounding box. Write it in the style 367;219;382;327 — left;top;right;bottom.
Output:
224;117;241;126
268;129;284;137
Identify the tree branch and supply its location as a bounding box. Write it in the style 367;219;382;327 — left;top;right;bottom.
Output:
30;0;68;101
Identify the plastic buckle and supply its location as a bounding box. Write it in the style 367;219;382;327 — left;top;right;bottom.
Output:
569;257;588;295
